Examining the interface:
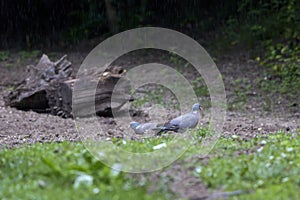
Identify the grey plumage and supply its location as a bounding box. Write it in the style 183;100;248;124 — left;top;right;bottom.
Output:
130;121;159;134
157;103;202;134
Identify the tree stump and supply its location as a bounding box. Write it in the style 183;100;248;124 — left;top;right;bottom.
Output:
4;54;131;118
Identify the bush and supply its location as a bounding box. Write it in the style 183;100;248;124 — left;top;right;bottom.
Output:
217;0;300;94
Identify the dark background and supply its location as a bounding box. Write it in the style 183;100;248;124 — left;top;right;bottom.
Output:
0;0;299;91
1;0;299;49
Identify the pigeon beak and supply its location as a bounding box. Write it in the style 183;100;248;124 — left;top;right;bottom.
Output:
199;106;203;111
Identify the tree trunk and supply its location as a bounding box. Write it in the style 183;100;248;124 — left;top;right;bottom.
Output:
105;0;119;34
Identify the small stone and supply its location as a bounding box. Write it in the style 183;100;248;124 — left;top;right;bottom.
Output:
38;180;47;188
257;147;264;152
286;147;293;152
93;188;100;194
194;166;202;173
282;177;289;183
153;143;167;150
261;140;267;145
281;153;287;158
232;135;239;139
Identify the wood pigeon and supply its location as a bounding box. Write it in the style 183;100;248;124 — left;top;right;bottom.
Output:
157;103;202;134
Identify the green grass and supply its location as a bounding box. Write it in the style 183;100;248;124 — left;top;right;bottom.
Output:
19;50;41;61
228;78;251;111
0;51;9;61
194;131;300;199
113;135;175;153
115;128;300;199
114;127;208;153
0;142;168;200
1;129;299;199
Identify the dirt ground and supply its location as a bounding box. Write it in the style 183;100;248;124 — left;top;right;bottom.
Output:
0;47;299;199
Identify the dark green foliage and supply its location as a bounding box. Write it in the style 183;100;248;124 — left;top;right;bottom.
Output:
215;0;300;94
1;0;299;93
220;0;300;46
63;0;108;44
0;51;9;61
258;40;300;94
0;0;263;48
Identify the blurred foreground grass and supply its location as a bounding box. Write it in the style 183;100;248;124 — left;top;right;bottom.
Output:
0;142;167;200
194;131;300;199
0;129;299;199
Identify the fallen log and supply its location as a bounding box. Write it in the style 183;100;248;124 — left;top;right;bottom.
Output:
4;54;131;118
72;66;132;117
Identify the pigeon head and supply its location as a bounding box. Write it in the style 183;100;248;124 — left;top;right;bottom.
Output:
192;103;202;111
130;121;140;129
